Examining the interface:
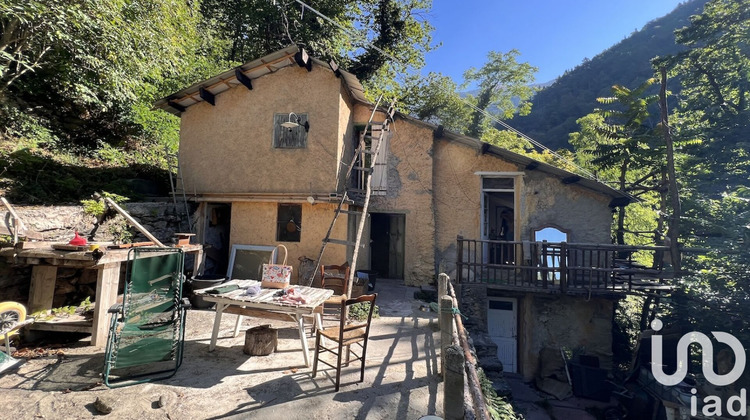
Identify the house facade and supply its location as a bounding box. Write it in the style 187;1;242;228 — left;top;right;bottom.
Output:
155;46;654;380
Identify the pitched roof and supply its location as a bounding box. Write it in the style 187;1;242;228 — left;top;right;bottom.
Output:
393;112;633;205
155;46;632;205
153;45;366;115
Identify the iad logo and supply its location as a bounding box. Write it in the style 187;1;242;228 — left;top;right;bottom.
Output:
650;318;747;417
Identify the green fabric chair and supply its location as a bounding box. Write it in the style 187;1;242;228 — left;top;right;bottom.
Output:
103;248;189;387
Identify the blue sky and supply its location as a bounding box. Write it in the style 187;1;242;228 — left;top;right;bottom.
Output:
421;0;686;84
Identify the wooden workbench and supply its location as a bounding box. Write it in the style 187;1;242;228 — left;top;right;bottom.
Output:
0;243;203;347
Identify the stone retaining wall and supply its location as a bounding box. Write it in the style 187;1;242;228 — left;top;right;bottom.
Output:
0;202;191;309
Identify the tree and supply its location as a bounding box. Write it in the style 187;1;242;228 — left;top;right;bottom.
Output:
1;0;221;149
462;50;537;139
199;0;436;92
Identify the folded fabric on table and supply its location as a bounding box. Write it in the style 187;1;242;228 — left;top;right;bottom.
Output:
205;284;240;294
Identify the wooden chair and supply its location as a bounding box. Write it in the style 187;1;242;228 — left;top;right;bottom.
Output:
312;294;377;391
320;263;350;297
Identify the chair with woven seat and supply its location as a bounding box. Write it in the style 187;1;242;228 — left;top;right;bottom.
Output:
320;263;350;297
312;293;377;391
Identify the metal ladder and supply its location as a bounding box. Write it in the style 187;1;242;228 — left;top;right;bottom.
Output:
165;146;192;233
306;98;396;295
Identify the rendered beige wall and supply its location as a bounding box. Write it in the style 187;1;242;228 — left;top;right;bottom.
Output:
433;139;614;276
178;65;346;195
229;201;348;284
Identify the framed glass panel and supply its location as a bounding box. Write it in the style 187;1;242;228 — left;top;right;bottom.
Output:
482;177;514;190
227;245;277;280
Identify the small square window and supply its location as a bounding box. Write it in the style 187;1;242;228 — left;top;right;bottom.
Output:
277;204;301;242
273;113;308;148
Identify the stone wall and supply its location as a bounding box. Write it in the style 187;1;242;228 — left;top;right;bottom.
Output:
458;284;615;381
0;202;188;308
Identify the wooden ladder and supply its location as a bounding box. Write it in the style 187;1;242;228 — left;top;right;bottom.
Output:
165;145;192;233
306;98;396;296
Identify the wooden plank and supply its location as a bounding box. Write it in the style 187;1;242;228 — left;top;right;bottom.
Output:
90;263;121;347
28;265;57;313
106;241;155;249
104;197;165;247
222;306;296;322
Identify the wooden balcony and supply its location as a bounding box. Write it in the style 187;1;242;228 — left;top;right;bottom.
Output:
456;237;674;295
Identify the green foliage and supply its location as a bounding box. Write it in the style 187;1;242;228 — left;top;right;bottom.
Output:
81;192;128;217
398;72;470;133
348;301;379;321
462;49;537;139
477;368;521;420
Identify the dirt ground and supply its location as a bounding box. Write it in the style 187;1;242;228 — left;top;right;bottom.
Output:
0;280;443;419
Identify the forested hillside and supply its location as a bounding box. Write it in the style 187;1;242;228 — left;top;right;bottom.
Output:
511;0;709;150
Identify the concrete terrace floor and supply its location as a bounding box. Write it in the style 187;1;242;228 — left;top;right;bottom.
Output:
0;279;443;419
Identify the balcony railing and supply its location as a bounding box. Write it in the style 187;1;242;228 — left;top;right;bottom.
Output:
456;236;673;294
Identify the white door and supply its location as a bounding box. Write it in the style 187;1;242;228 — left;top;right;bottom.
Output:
488;298;517;373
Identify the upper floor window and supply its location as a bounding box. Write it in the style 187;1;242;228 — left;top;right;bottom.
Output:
273;112;309;149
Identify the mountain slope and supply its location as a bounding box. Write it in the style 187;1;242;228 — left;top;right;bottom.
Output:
509;0;709;150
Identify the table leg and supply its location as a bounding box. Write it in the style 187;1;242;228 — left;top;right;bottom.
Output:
192;249;204;276
28;266;57;313
296;314;311;367
233;313;244;337
91;263;121;347
209;302;227;352
314;310;323;333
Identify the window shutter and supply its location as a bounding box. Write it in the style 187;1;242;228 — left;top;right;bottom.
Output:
371;132;389;195
273;113;308;148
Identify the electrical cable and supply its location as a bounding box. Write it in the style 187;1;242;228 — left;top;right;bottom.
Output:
291;0;604;183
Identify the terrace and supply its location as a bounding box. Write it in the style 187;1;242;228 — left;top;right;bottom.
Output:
456;237;674;295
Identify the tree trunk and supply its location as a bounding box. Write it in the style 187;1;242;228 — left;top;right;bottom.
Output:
243;325;277;356
659;67;682;275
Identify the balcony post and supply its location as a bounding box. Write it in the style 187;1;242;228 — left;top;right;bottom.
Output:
440;295;454;377
560;242;567;293
456;235;464;283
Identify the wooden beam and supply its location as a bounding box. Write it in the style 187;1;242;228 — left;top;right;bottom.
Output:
329;60;341;78
28;265;57;313
199;88;215;106
235;69;253;90
103;197;165;247
479;143;491;155
223;306;296;322
609;197;631;207
433;125;444;139
562;175;581;184
167;101;186;113
91;263;121;347
295;49;312;72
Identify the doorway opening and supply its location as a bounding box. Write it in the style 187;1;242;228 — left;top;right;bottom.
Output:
369;213;405;279
481;177;516;264
202;203;231;276
488;297;517;373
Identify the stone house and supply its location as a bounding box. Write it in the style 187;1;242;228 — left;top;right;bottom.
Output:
155;46;667;380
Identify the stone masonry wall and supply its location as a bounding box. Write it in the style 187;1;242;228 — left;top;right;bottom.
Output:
0;202;189;308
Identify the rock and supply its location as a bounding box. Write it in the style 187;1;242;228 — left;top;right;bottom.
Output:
93;396;115;414
157;395;166;408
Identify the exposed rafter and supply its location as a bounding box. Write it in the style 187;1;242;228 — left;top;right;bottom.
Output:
168;101;186;113
562;175;582;184
235;69;253;90
199;88;215;106
433;125;444;139
329;60;341;78
295;49;312;72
